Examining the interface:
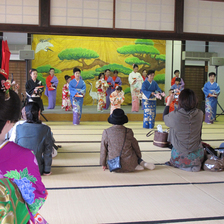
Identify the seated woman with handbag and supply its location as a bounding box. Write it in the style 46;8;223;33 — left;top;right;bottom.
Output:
163;89;205;172
100;109;155;172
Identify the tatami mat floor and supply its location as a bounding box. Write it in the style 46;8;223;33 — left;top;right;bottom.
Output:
39;118;224;224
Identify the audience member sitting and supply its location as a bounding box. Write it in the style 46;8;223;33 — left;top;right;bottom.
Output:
163;89;205;172
9;106;58;157
100;109;155;172
0;73;48;223
14;102;53;175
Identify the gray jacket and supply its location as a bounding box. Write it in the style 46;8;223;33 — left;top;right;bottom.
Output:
15;122;53;174
164;108;203;153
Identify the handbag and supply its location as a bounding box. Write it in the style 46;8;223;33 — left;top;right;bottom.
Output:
146;130;169;147
107;128;127;172
202;142;224;172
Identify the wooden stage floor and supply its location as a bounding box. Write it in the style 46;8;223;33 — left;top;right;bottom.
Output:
41;105;165;122
39;117;224;224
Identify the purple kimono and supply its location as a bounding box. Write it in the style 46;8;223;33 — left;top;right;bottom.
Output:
45;75;59;109
105;76;115;110
0;141;48;223
112;76;122;92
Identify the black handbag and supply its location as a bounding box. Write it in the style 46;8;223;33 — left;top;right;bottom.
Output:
107;128;127;172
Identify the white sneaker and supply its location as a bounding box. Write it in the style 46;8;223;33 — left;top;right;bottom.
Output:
144;162;155;170
52;148;58;158
135;165;144;171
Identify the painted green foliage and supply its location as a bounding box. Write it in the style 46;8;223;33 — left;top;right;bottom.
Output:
58;48;99;61
125;57;150;66
37;73;46;86
95;63;132;75
36;65;61;74
81;71;99;80
124;87;131;94
154;74;165;84
117;39;166;73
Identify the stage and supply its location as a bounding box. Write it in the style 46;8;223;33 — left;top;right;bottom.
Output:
40;105;165;122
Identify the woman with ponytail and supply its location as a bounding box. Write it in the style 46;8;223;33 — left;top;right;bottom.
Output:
15;102;53;176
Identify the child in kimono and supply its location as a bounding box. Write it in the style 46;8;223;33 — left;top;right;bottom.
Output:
110;86;125;114
95;73;109;112
169;78;184;112
62;75;72;111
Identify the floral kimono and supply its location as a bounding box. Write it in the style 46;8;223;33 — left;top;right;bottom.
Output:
128;71;143;112
203;81;220;124
141;80;161;129
69;79;86;122
109;90;125;114
95;79;109;111
0;141;48;224
61;83;72;111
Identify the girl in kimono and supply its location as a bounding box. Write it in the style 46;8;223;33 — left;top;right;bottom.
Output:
128;64;143;112
110;86;125;114
104;69;115;110
69;68;86;123
112;70;122;92
62;75;72;111
95;73;109;112
169;77;184;112
203;72;220;124
25;68;44;111
45;68;59;109
142;70;165;129
171;70;185;89
0;72;48;223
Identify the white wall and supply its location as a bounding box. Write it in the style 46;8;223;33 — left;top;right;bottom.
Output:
165;40;181;96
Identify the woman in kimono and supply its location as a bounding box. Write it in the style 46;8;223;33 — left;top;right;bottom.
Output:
104;69;115;110
45;68;59;109
142;69;147;81
62;75;72;111
142;70;165;129
0;72;48;223
128;64;143;112
95;73;109;112
25;68;44;111
110;86;125;114
69;68;86;122
203;72;220;124
112;70;122;92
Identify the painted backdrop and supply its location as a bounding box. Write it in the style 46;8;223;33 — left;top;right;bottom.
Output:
32;35;166;106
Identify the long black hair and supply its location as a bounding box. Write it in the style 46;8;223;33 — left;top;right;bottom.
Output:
25;102;42;124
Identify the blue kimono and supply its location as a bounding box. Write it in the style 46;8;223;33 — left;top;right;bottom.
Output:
69;79;86;121
170;83;184;92
142;80;161;129
203;81;220;124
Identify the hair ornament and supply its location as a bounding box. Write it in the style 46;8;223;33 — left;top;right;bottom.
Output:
1;79;11;100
